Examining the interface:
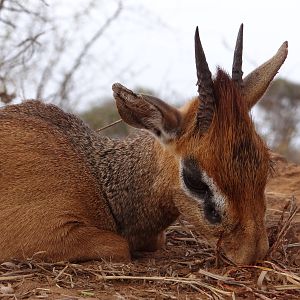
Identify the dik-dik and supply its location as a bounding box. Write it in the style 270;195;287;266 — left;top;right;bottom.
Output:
0;25;287;264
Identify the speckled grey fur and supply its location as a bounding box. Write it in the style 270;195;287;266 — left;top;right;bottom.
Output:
6;100;179;243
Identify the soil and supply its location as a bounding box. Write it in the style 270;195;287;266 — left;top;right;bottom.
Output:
0;153;299;299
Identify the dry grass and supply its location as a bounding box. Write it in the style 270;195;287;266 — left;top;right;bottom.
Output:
0;199;299;299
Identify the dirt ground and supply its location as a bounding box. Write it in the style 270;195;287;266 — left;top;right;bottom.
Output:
0;153;299;299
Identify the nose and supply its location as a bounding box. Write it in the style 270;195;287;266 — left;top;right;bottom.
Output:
254;229;269;261
222;224;269;265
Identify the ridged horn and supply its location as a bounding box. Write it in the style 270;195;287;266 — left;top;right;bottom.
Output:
232;24;243;86
195;26;215;133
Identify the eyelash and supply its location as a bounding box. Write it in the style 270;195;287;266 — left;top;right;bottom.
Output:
182;169;210;197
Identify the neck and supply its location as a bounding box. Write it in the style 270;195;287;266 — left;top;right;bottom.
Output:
91;131;180;239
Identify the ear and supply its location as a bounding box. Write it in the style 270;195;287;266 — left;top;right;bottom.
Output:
243;41;288;109
112;83;182;143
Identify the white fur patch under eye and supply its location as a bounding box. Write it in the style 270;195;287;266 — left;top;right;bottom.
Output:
179;160;226;213
201;171;226;211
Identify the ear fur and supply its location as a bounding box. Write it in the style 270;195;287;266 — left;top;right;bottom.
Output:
112;83;181;143
243;41;288;109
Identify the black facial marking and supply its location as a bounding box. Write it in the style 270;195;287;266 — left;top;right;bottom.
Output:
182;158;210;197
182;158;221;225
203;200;222;224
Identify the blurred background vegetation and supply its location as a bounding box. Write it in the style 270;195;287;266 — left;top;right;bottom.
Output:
258;79;300;163
0;0;299;163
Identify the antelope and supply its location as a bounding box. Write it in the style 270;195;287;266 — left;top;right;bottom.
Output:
0;25;287;264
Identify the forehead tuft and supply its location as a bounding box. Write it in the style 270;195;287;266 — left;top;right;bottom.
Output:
212;68;247;125
197;69;270;199
176;69;270;201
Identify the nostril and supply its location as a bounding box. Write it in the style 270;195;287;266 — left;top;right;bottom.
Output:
221;229;270;265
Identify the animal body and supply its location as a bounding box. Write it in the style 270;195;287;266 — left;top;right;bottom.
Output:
0;25;287;264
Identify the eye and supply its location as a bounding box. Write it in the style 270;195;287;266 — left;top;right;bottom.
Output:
181;158;222;225
181;158;210;197
182;169;210;196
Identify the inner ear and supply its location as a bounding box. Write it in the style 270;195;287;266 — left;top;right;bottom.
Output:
112;83;182;143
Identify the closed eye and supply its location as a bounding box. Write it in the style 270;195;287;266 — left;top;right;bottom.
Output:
182;169;210;197
181;157;222;225
181;158;211;199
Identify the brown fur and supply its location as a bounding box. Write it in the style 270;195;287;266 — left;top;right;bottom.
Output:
171;70;270;263
0;100;179;262
0;52;284;264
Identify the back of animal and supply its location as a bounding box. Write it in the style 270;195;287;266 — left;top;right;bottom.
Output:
0;101;118;261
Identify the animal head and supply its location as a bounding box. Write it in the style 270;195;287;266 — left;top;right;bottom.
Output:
112;24;288;264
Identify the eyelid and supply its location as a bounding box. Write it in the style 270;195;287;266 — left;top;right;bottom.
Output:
182;170;208;193
181;159;222;225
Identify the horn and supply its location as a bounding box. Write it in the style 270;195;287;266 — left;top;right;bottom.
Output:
232;24;243;85
195;26;215;133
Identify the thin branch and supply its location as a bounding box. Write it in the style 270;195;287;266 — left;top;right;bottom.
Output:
0;32;44;68
3;1;48;22
36;39;66;99
96;119;123;132
0;17;16;28
0;0;5;12
56;1;122;106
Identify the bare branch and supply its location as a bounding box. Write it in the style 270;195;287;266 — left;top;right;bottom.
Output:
0;0;6;12
36;39;66;99
0;32;44;68
56;1;123;107
2;0;48;22
0;17;16;28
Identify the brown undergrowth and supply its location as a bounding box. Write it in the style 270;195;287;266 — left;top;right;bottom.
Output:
0;197;299;300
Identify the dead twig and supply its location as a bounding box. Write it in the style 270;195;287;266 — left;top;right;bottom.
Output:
96;119;123;132
267;197;299;257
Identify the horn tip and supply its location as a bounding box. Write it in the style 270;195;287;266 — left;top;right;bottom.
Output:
238;23;244;35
